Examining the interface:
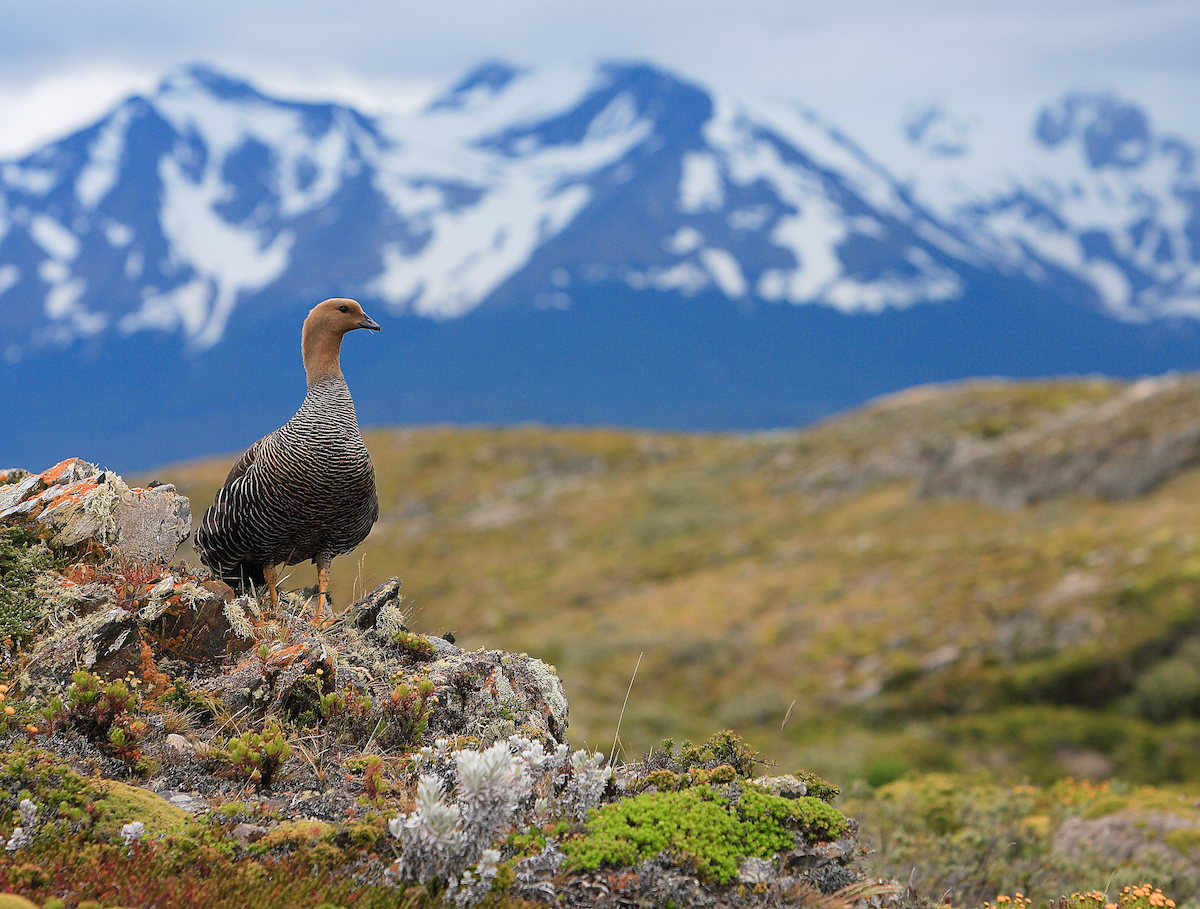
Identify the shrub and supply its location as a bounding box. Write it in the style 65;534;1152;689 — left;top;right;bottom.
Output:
219;721;292;789
564;785;846;884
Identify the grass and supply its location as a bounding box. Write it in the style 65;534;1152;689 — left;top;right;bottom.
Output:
152;377;1200;786
844;774;1200;908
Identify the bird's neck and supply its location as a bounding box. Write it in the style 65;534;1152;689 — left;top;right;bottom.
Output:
302;327;344;387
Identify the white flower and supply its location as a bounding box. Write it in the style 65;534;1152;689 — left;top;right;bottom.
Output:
121;821;145;846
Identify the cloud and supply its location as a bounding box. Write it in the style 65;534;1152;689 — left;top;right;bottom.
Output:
0;0;1196;160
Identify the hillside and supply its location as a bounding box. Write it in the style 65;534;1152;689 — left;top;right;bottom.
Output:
156;374;1200;787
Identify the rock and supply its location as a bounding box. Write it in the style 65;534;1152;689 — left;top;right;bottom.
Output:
0;458;191;563
782;817;862;894
331;585;569;746
204;634;336;720
0;474;44;515
28;578;255;691
347;577;403;629
141;581;255;663
164;791;209;813
424;648;569;744
166;733;194;754
24;606;146;689
754;774;808;798
232;822;270;846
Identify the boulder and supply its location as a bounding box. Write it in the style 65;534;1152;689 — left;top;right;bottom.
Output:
0;458;191;563
334;578;570;746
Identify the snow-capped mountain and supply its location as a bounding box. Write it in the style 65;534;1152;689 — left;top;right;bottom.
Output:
2;61;1199;470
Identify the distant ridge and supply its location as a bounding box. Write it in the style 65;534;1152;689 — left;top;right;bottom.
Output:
2;61;1199;469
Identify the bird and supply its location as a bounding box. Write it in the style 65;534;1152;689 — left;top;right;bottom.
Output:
194;298;381;624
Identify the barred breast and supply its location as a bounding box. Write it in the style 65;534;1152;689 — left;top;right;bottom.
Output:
194;375;379;588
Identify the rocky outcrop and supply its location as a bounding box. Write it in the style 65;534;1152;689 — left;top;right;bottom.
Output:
314;577;569;745
0;458;191;562
6;459;568;751
917;375;1200;507
768;374;1200;509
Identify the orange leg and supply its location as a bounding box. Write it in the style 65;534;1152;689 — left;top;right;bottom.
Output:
314;558;331;625
263;564;280;607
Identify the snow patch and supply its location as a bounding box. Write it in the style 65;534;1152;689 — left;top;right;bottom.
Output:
156;154;295;347
103;221;133;247
43;277;101;337
678;152;723;212
76;105;132;210
585;92;640;143
0;264;18;298
699;247;747;298
2;164;57;196
119;278;211;337
667;227;703;254
29;214;80;261
38;260;69;284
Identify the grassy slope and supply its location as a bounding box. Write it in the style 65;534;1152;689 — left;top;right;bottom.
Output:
154;378;1200;787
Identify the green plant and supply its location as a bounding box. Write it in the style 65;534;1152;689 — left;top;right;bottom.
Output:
391;630;434;661
220;720;292;789
562;785;846;884
0;527;52;645
362;755;387;801
383;679;435;748
161;677;215;722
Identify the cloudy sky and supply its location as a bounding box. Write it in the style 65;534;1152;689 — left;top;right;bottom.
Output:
2;0;1198;162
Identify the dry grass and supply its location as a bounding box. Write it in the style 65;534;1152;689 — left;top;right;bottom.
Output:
152;378;1200;784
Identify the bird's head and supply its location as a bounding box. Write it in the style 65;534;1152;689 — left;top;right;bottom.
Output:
306;298;382;336
301;298;381;384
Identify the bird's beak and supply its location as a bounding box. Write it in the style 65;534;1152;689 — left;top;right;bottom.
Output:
358;313;381;332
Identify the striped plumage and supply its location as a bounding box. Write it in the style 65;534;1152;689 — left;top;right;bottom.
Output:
194;298;380;621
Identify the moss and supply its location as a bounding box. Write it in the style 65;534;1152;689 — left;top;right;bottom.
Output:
1080;797;1130;819
790;770;841;803
0;527;52;645
563;784;846;884
92;779;190;838
251;819;336;854
1163;827;1200;853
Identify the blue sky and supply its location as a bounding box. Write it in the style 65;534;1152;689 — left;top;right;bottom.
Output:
2;0;1197;161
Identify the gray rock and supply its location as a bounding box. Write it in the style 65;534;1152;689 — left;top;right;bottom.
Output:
0;474;44;515
24;607;145;690
232;822;270;846
0;460;191;563
754;774;808;798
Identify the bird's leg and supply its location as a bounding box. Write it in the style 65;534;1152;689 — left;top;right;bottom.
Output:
313;558;331;625
263;564;280;609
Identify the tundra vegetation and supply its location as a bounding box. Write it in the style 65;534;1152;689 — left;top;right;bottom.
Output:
0;376;1197;906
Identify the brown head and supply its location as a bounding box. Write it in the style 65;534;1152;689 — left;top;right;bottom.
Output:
301;298;381;385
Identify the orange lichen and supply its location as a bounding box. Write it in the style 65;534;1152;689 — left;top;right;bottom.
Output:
39;458;88;484
41;480;101;512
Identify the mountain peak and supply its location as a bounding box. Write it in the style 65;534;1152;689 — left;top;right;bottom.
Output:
428;60;524;111
1035;93;1154;170
157;64;266;103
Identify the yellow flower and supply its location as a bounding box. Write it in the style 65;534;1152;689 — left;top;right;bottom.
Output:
3;706;12;716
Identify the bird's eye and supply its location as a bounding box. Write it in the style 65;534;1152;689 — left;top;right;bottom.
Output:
338;305;349;313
